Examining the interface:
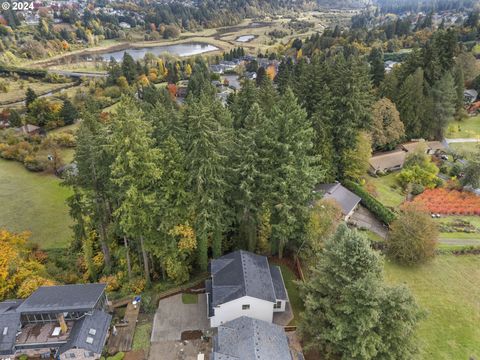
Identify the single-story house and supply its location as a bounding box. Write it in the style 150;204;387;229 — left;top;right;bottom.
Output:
211;316;294;360
206;250;288;327
369;150;407;174
314;182;361;221
0;284;111;360
464;89;478;104
14;124;41;136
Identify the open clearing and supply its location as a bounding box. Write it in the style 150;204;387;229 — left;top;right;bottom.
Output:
448;141;480;155
447;116;480;139
0;159;72;249
367;173;405;209
385;255;480;360
0;78;72;105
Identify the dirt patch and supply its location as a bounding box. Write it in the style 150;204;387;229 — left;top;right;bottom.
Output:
124;350;145;360
181;330;203;341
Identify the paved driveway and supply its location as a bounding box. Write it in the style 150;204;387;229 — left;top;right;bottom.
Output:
150;294;209;342
349;205;388;239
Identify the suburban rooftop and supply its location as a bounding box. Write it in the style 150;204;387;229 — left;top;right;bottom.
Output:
15;283;107;314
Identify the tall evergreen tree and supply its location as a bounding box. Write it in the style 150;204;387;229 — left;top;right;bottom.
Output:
122;52;138;84
108;97;162;286
431;72;457;139
299;225;422;360
268;88;320;257
397;68;425;139
368;47;385;87
185;95;232;269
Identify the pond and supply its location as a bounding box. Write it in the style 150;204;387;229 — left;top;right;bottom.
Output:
236;35;255;43
97;42;219;62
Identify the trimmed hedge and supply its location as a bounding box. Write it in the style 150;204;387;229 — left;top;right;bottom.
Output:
0;65;47;78
344;180;397;225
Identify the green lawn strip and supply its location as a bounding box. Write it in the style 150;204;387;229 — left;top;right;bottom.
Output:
360;229;385;243
448;141;480;155
366;173;405;209
384;255;480;360
0;159;73;249
132;319;153;351
181;293;198;304
439;232;480;240
447;116;480;139
277;263;304;326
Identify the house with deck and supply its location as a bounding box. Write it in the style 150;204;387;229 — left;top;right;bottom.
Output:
206;250;288;327
0;284;111;360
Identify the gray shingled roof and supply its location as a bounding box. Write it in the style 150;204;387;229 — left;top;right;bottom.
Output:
270;266;288;301
210;251;279;306
316;182;361;216
16;284;106;314
212;316;292;360
0;301;21;356
59;310;112;355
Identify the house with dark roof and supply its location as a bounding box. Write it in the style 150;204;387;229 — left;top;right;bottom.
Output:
206;251;288;327
369;150;407;174
315;182;361;221
0;284;111;360
211;316;294;360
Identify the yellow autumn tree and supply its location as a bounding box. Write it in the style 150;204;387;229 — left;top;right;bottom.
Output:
0;229;55;300
184;63;192;78
165;224;197;284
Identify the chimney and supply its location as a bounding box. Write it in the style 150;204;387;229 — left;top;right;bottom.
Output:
57;313;68;334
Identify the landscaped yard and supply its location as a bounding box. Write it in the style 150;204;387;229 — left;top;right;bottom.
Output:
446;116;480;139
132;317;153;351
0;159;72;249
385;255;480;360
276;263;304;326
366;173;405;209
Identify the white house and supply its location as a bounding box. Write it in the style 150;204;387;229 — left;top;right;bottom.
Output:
206;250;288;327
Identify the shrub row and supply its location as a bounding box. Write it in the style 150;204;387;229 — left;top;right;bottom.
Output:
0;65;47;78
344;180;397;225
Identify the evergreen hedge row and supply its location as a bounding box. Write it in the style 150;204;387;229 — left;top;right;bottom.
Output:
344;180;397;225
0;65;47;78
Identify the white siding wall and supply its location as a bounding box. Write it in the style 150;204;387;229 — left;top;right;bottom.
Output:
273;299;286;313
210;296;274;327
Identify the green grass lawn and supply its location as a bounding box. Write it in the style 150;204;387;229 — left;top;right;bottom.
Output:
447;116;480;139
366;173;405;209
132;319;153;351
448;141;480;155
385;255;480;360
0;159;73;249
277;263;304;326
181;293;198;304
434;216;480;242
0;78;72;104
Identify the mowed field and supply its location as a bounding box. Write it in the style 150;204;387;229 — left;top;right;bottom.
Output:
447;115;480;139
0;159;72;249
0;78;72;105
385;255;480;360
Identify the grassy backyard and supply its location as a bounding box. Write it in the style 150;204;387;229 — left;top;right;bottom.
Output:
0;78;72;105
276;263;303;326
447;116;480;139
385;255;480;360
0;159;72;249
448;141;480;155
366;173;405;209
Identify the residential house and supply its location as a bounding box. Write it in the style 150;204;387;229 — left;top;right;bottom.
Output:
206;250;288;327
369;150;407;174
211;316;294;360
14;124;41;136
0;284;111;360
464;89;478;104
314;182;361;221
